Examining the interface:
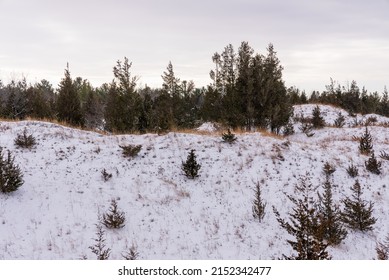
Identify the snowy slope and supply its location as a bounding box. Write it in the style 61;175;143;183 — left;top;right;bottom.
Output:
0;105;388;260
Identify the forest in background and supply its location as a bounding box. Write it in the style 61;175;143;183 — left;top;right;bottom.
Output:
1;41;388;134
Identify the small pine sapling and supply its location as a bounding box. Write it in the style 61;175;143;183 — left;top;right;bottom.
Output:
365;152;382;175
119;144;142;158
334;112;346;128
182;149;201;179
252;182;266;222
380;150;389;161
359;127;373;155
376;234;389;260
122;243;140;260
101;168;113;182
311;105;325;129
346;164;359;178
102;199;126;229
341;180;377;231
222;129;237;144
300;122;315;137
0;147;24;193
323;162;336;178
14;128;37;149
89;223;111;260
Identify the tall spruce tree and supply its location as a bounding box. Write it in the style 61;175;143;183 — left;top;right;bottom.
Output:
104;58;141;132
273;178;331;260
56;66;84;126
341;180;376;231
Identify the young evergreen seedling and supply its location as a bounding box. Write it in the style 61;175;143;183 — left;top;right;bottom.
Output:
222;129;237;144
182;149;201;179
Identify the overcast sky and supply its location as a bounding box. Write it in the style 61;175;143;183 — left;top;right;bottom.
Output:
0;0;388;92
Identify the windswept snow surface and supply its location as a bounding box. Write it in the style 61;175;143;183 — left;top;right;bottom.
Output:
0;105;388;260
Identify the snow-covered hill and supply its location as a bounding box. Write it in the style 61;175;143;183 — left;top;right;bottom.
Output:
0;104;388;259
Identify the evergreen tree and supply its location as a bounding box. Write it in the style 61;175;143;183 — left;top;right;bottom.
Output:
56;67;84;126
89;223;111;260
334;112;346;128
0;147;24;193
376;234;389;260
311;105;325;128
102;199;126;229
182;149;201;179
342;180;376;231
222;129;237;144
104;58;141;133
14;128;37;149
359;127;373;155
252;182;266;222
365;152;382;175
317;177;347;245
273;179;331;260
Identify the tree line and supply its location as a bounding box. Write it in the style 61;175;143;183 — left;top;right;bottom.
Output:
0;41;388;134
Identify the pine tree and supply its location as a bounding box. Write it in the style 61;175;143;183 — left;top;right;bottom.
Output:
222;129;237;144
359;126;373;155
122;243;140;260
14;128;37;149
376;234;389;260
334;112;346;128
342;180;377;231
311;105;325;128
365;152;382;175
104;58;141;133
56;67;84;126
182;149;201;179
89;223;111;260
102;199;126;229
252;182;266;222
317;177;347;245
273;179;331;260
0;147;24;193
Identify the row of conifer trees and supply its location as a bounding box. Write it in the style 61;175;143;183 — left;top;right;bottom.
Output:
1;42;388;134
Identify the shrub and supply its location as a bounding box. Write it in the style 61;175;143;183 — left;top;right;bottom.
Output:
222;129;237;144
102;199;126;229
182;149;201;179
14;128;37;149
0;147;24;193
119;144;142;158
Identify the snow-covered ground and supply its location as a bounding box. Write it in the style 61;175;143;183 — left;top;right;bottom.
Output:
0;104;388;259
